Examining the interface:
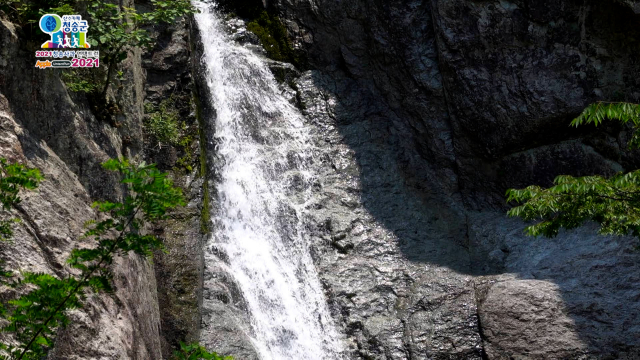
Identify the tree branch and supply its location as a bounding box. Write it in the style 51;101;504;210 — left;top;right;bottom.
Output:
16;200;143;360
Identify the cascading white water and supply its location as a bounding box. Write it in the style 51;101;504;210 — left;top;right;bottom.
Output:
193;2;344;359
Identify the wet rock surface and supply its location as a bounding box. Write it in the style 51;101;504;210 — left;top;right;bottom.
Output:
295;71;482;359
1;0;640;357
0;6;203;359
191;12;262;359
258;0;640;358
141;15;211;358
0;91;163;359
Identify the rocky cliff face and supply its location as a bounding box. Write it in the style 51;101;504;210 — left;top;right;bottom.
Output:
0;13;164;357
228;0;640;358
0;2;204;358
2;0;640;358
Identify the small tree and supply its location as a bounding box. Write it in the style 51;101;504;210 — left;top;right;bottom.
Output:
0;158;43;242
0;158;227;359
507;102;640;240
84;0;197;98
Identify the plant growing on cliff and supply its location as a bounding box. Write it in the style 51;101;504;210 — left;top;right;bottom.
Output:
0;159;185;359
0;159;43;243
507;102;640;240
245;11;306;68
174;342;233;360
3;0;196;98
0;158;219;359
0;157;229;359
85;0;196;98
145;98;181;146
0;0;74;28
247;11;293;62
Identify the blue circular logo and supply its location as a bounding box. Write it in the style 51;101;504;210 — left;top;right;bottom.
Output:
43;16;57;32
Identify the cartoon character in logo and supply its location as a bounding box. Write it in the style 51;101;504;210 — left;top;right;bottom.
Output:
40;14;91;49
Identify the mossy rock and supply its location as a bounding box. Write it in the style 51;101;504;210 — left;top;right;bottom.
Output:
228;9;308;69
247;12;293;61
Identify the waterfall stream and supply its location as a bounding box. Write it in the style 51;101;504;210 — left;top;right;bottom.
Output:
193;3;343;359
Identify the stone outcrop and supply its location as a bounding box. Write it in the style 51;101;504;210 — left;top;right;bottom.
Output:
0;3;206;358
476;278;589;359
0;16;163;357
250;0;640;358
2;0;640;358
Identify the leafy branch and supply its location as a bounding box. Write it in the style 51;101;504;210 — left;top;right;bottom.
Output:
507;102;640;241
0;159;185;359
0;159;43;242
0;158;228;359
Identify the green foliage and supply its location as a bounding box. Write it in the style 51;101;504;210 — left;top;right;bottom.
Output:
1;0;195;98
0;218;19;243
147;0;198;23
87;2;152;64
0;159;43;210
0;158;187;359
507;172;640;238
0;158;43;242
2;0;196;98
63;79;99;93
0;0;74;27
46;3;73;16
0;158;223;358
60;70;100;94
0;274;83;359
507;102;640;241
247;11;299;65
86;0;197;97
173;342;232;360
175;137;195;172
145;99;182;146
572;102;640;149
194;91;211;233
0;158;42;290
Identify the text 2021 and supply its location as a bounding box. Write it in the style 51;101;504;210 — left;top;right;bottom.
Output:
71;58;99;67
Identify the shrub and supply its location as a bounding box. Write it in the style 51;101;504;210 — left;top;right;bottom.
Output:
145;99;182;146
0;158;229;359
507;102;640;242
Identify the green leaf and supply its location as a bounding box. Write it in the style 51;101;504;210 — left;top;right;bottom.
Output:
508;103;640;242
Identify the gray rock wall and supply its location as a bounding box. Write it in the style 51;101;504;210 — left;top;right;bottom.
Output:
2;0;640;358
0;14;163;358
0;3;205;357
433;0;640;209
263;0;640;358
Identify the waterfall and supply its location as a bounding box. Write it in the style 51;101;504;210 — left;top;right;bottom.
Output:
193;3;344;359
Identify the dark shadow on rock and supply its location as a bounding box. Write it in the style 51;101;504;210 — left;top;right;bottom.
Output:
303;68;474;271
304;61;640;357
292;0;640;353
